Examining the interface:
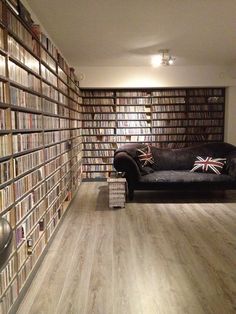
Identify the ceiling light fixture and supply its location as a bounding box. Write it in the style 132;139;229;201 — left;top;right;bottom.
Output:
151;49;175;67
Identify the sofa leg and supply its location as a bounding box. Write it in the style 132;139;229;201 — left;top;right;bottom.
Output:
128;189;134;201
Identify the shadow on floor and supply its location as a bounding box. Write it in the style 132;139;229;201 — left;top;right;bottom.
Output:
96;184;236;208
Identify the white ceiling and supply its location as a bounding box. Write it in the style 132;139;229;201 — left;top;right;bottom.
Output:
25;0;236;67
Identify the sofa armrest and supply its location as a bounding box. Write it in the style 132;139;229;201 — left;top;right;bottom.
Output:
228;157;236;179
114;152;141;182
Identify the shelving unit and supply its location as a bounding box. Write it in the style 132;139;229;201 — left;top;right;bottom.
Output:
82;88;225;180
0;1;83;313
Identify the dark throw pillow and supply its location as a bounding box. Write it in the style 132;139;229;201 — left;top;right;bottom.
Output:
136;145;154;167
135;145;155;175
190;156;226;175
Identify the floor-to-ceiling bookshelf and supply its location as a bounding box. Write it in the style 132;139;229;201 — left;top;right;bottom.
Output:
82;88;225;179
0;1;82;313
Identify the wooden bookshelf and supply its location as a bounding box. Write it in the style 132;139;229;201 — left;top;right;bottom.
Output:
81;88;225;180
0;1;83;313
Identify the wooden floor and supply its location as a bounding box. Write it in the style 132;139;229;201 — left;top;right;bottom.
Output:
17;182;236;314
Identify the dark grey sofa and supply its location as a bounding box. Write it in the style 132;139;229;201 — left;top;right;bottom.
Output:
113;142;236;200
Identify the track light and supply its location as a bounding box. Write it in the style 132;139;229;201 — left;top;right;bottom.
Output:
151;49;175;67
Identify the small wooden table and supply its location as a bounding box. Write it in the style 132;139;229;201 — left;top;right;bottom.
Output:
107;177;126;208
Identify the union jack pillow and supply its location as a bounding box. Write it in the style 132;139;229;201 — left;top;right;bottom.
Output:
136;145;154;167
190;156;226;175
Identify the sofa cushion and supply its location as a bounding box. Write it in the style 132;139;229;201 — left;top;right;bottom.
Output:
136;145;154;167
138;170;234;184
190;156;226;174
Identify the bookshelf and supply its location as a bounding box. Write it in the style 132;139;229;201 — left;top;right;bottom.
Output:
0;1;83;313
81;88;225;179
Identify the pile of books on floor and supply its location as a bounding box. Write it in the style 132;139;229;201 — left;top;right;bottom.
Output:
108;173;126;208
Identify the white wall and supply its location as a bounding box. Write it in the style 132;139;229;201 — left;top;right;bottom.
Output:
77;65;236;88
225;86;236;145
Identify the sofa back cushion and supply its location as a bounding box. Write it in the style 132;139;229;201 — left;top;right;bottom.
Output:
151;142;236;171
114;142;236;172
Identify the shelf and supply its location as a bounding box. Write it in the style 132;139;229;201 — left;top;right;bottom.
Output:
0;2;83;312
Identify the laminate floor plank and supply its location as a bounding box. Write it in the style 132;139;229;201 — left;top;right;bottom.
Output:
17;183;236;314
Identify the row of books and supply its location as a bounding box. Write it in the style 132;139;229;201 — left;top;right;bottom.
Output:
0;55;6;77
44;130;66;145
151;112;223;119
0;109;9;130
117;121;150;127
69;88;78;102
82;135;148;142
70;120;81;128
10;86;41;110
83;150;114;157
14;166;44;201
45;170;60;193
0;135;11;157
116;105;150;113
40;33;57;60
0;278;17;314
83;157;113;164
10;113;78;130
83;171;113;179
58;67;67;84
82;106;114;113
153;134;223;142
8;35;40;75
83;98;115;105
58;79;68;95
152;105;186;112
0;159;12;186
82;113;116;120
42;81;58;102
12;132;43;154
152;90;186;97
117;113;150;120
44;144;61;162
207;96;224;103
0;256;16;296
0;184;14;213
188;89;223;96
116;91;150;97
83;165;114;172
116;128;151;135
0;81;7;103
3;61;78;109
41;48;56;73
83;143;117;150
41;64;57;87
152;97;185;104
83;91;114;97
9;61;40;92
70;109;81;120
46;184;60;208
0;25;4;50
189;104;223;111
16;204;44;247
188;96;224;104
82;121;116;128
13;149;44;177
83;128;115;135
11;111;43;129
15;190;45;224
45;156;61;178
116;98;151;105
152;119;224;127
7;10;39;56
